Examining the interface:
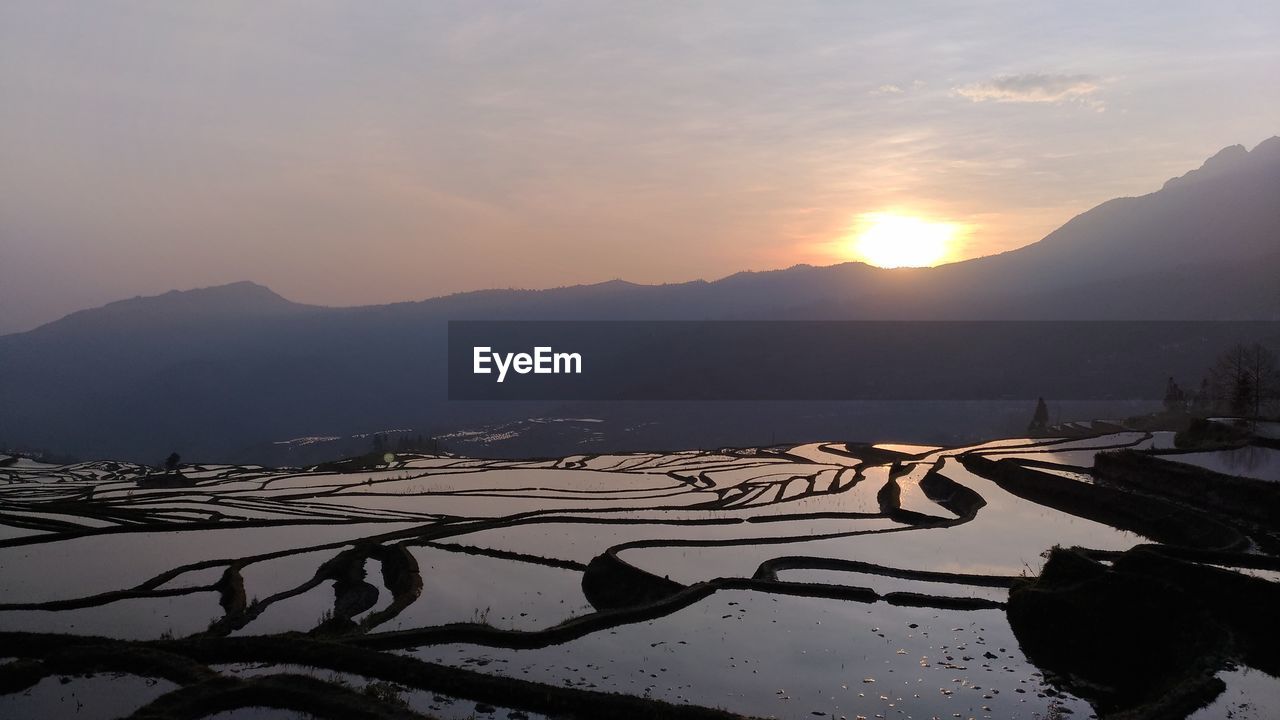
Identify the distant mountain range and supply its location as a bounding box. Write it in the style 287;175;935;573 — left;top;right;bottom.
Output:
2;138;1278;462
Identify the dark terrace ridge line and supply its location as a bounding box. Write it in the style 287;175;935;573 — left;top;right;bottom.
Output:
0;632;766;720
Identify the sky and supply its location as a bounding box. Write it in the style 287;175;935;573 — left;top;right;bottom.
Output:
2;2;1278;333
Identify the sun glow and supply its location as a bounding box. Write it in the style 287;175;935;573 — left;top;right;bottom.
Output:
847;212;960;268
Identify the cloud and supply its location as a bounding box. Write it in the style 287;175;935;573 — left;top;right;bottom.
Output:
871;81;926;96
954;73;1102;108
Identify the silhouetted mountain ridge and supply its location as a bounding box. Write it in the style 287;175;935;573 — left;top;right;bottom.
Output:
26;281;315;342
1;139;1277;460
13;137;1277;336
1164;136;1279;190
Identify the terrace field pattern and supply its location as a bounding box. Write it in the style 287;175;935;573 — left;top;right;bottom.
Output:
3;430;1277;719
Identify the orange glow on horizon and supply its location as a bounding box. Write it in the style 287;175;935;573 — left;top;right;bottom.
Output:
842;212;964;268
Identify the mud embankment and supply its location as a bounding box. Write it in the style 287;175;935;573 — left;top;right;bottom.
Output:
1094;450;1280;529
959;455;1244;550
1009;545;1280;718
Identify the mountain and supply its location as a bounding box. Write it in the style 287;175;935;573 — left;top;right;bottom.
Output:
1;139;1278;462
937;136;1280;305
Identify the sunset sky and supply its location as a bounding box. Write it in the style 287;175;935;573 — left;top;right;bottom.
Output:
2;2;1278;333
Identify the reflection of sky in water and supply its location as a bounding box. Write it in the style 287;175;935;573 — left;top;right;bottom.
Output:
449;516;903;566
0;523;418;605
383;545;591;632
239;547;353;600
1187;665;1280;720
1169;446;1280;482
0;592;223;640
621;457;1140;581
980;431;1151;468
230;581;334;636
214;664;551;720
776;568;1010;602
412;590;1090;719
0;673;178;720
1;431;1272;717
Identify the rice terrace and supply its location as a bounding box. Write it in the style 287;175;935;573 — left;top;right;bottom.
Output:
3;3;1280;719
2;423;1278;720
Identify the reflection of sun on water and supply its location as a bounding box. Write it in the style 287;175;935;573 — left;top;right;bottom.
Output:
846;212;961;268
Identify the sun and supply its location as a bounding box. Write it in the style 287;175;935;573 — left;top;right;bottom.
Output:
846;212;960;268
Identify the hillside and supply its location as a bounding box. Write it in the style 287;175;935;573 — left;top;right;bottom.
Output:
1;138;1277;461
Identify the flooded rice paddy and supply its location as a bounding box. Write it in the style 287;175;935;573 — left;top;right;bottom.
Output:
1;431;1276;719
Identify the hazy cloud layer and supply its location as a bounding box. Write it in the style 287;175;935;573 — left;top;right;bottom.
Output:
955;74;1102;106
1;1;1278;332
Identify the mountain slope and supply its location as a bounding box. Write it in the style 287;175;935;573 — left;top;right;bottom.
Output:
1;138;1277;460
948;136;1280;298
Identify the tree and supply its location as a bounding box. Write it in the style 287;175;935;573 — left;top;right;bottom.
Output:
1190;377;1213;415
1245;343;1280;418
164;452;181;472
1028;397;1050;434
1162;377;1186;414
1210;343;1279;419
